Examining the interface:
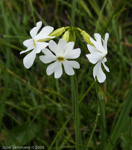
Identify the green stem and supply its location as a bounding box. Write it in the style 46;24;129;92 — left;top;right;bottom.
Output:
71;75;80;150
71;1;80;149
29;0;36;25
79;81;96;104
75;27;83;32
53;0;59;26
71;0;77;27
3;35;25;39
97;88;106;150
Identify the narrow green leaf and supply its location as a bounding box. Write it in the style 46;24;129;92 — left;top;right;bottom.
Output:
79;0;93;18
106;88;132;150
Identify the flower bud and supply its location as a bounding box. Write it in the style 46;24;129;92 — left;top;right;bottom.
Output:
81;31;93;45
49;27;65;37
62;30;70;42
37;27;66;42
69;29;76;42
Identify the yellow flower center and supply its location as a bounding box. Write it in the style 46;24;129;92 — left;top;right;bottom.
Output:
33;39;36;47
57;56;65;62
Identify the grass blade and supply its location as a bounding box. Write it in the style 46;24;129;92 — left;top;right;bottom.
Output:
106;88;132;150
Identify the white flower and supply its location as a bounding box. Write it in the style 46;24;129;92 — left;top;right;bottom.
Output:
86;33;110;83
39;39;81;78
20;21;54;69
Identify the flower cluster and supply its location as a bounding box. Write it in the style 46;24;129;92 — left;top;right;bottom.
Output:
20;21;110;83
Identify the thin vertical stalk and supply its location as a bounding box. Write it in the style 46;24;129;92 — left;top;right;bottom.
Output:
53;0;59;26
100;96;106;149
71;1;80;149
71;75;80;150
29;0;36;25
97;90;106;150
71;0;77;27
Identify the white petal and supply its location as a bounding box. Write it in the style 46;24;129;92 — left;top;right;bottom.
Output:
35;26;54;40
86;52;104;64
23;39;34;48
46;61;59;75
40;56;55;64
90;37;106;54
42;48;54;55
40;48;56;64
63;61;74;75
21;38;34;54
102;58;110;72
94;33;102;44
54;62;63;78
70;61;80;69
20;48;32;54
87;44;97;53
30;21;42;38
38;26;54;36
23;50;36;69
93;62;106;83
63;60;80;75
58;39;67;47
103;33;109;52
105;33;109;42
103;62;109;72
103;57;107;62
65;48;81;59
65;42;75;52
35;42;49;53
90;37;100;48
57;39;67;54
49;40;58;54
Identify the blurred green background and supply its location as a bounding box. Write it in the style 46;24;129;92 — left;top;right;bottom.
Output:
0;0;132;149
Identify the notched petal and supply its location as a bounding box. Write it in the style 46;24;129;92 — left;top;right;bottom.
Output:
23;50;36;69
93;62;106;83
30;21;42;38
87;44;97;53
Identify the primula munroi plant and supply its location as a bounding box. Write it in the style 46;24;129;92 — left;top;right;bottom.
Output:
20;16;110;150
1;0;132;150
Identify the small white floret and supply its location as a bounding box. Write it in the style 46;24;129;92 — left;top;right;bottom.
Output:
86;33;110;83
39;39;81;78
20;21;54;69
